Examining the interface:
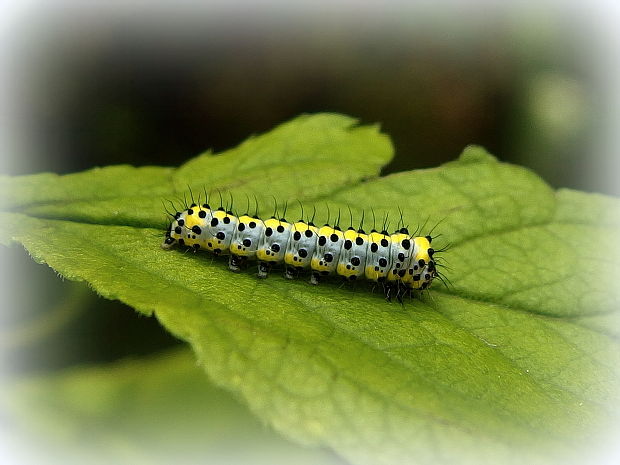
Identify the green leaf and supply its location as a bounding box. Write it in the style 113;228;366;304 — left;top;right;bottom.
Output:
3;348;344;465
1;113;619;464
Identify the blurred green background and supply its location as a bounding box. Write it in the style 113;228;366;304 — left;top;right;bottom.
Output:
1;4;617;461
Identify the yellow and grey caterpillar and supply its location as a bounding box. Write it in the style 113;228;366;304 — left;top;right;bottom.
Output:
162;199;440;300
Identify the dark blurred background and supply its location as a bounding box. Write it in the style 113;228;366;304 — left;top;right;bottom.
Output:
2;2;618;375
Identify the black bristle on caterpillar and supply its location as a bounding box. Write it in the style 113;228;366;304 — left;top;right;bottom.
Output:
161;192;443;301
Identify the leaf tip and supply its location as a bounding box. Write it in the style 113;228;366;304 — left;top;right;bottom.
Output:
457;145;498;164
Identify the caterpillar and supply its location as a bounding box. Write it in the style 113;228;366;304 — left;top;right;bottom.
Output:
161;195;441;301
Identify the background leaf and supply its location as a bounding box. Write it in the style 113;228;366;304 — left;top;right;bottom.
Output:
2;348;345;465
1;113;619;464
0;113;390;229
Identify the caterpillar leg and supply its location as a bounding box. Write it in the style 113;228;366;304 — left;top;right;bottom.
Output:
229;255;246;272
257;261;271;279
310;271;320;285
393;283;405;304
384;282;403;302
161;236;177;250
383;282;393;301
284;266;298;280
396;282;412;304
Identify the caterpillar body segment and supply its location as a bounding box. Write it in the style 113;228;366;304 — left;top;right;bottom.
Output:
206;208;238;255
284;221;319;279
310;225;345;284
163;202;439;298
256;217;292;278
364;231;392;282
336;228;368;281
385;231;410;283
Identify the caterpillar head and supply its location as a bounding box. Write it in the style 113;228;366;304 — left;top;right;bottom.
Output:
162;220;181;249
161;210;188;250
162;225;177;249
